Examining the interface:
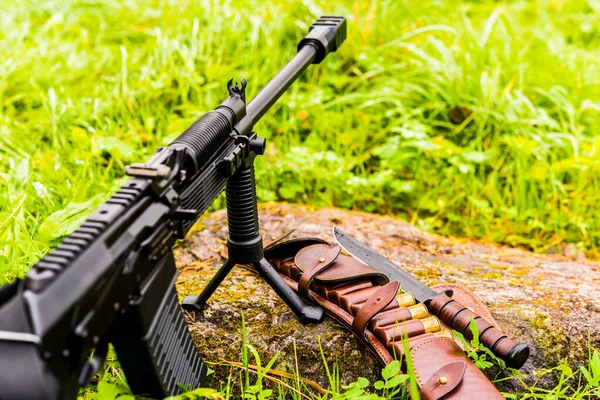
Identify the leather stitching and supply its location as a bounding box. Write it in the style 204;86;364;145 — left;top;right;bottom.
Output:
298;246;340;298
293;278;393;364
295;244;388;281
410;337;455;387
352;281;399;337
294;244;330;272
268;242;505;399
419;361;466;400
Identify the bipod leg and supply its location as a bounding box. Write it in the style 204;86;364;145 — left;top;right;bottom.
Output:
182;164;325;323
253;258;324;324
181;258;236;312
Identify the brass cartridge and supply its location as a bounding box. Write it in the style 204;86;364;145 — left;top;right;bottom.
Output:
396;292;416;308
407;303;428;319
421;316;441;333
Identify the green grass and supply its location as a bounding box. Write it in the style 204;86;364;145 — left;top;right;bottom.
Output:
2;0;600;398
81;316;600;400
2;0;600;284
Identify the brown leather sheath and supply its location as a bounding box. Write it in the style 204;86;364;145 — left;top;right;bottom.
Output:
263;238;504;400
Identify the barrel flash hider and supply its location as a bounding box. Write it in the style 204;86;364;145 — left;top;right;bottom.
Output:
263;238;506;400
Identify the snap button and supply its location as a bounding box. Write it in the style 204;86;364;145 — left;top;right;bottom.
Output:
318;257;325;263
438;376;447;385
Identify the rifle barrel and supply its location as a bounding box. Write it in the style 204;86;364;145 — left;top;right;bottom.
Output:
236;16;346;135
246;45;317;124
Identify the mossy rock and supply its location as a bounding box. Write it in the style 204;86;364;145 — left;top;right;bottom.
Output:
175;203;600;392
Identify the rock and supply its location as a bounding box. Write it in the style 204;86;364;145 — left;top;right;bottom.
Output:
175;203;600;393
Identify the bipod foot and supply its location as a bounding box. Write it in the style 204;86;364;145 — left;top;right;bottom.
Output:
181;258;236;313
253;258;324;324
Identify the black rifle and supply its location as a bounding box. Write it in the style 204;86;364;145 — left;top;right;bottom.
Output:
0;16;346;400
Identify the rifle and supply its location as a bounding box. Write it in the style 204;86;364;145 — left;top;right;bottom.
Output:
0;16;346;400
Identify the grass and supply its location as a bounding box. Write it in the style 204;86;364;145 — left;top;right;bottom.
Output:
1;0;600;284
81;316;600;400
1;0;600;397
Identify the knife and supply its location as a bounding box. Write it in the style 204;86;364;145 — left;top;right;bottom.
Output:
333;227;529;369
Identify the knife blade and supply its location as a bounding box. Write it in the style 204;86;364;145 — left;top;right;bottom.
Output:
333;226;441;304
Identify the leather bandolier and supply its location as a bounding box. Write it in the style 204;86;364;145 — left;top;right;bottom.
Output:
262;237;506;400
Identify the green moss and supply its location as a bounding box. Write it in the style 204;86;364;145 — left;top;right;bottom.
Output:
530;312;576;368
482;272;502;279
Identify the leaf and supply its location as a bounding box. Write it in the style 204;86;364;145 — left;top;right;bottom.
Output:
461;151;494;164
373;380;384;390
247;384;260;394
589;356;600;387
382;360;401;380
37;197;101;241
184;388;221;398
407;139;436;151
502;135;539;156
480;343;505;368
557;362;573;377
373;137;400;160
469;318;480;348
580;366;594;386
389;180;417;193
452;330;469;348
453;329;478;360
96;381;130;400
429;136;463;157
14;158;29;185
339;386;365;398
590;349;600;376
384;374;408;388
94;137;136;160
475;358;494;370
48;87;58;112
356;377;369;389
256;187;277;202
278;181;304;200
33;182;50;200
263;353;279;373
245;343;261;369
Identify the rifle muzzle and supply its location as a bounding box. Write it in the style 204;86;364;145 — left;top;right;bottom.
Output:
298;16;347;64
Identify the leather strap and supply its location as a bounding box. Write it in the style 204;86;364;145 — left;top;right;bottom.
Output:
419;361;466;400
263;237;507;399
371;307;414;330
298;245;341;298
294;244;387;286
382;318;426;344
411;337;504;399
352;281;399;337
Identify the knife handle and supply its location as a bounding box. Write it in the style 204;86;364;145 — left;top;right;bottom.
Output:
428;293;529;369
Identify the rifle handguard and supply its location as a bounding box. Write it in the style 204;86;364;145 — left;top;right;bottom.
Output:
428;293;529;369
